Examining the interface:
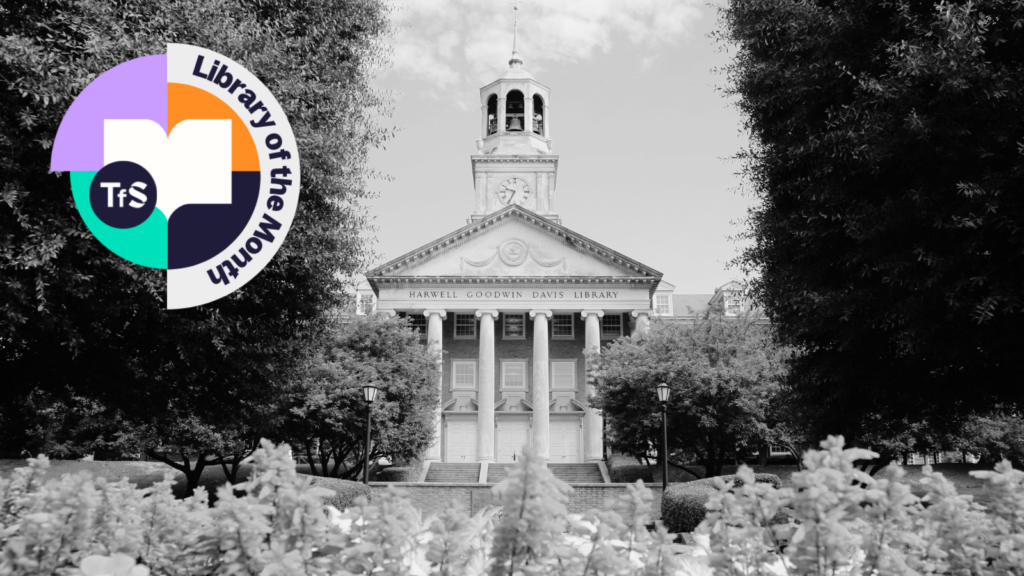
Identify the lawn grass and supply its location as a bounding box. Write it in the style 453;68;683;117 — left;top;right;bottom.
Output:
2;458;996;506
0;459;360;499
649;462;994;503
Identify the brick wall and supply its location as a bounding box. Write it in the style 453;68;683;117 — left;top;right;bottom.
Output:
370;482;664;520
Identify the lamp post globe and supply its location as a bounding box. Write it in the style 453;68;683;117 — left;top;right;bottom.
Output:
363;384;379;403
656;383;670;492
362;385;379;485
656;383;671;403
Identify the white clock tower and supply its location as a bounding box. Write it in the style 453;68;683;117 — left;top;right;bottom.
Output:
470;3;559;223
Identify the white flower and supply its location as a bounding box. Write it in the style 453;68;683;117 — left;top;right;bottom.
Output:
79;554;150;576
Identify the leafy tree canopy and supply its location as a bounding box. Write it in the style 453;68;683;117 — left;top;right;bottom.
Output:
589;313;790;477
284;314;440;480
0;0;394;482
720;0;1024;434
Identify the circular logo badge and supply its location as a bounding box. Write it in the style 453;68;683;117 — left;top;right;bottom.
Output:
499;238;529;266
89;161;157;229
51;44;300;309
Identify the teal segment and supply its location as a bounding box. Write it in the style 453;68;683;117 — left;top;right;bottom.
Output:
70;171;168;269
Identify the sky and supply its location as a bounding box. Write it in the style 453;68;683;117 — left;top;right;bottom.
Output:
365;0;753;295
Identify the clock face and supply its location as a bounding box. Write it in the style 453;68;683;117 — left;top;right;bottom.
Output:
498;178;532;206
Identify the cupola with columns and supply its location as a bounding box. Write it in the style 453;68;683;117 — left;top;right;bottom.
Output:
471;1;559;223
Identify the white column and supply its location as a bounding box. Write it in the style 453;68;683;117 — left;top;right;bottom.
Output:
538;172;549;213
581;310;604;462
498;97;507;133
543;101;551;138
423;310;446;462
525;93;534;134
631;310;651;337
476;310;498;462
475;172;486;214
480;104;487;139
530;310;552;461
549;173;556;212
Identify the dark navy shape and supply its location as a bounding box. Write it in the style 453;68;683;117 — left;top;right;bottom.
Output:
90;161;157;229
168;171;260;270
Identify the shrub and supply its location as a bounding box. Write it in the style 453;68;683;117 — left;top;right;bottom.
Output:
661;472;782;533
303;474;372;508
700;436;1024;575
662;481;717;534
375;465;419;483
2;436;1021;575
609;464;653;483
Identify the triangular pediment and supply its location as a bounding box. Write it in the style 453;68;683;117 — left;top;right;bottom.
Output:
367;206;661;284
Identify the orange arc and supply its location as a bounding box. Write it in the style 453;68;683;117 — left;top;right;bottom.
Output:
168;83;259;172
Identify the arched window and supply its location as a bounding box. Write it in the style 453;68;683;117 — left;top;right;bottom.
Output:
505;90;524;131
486;94;497;136
532;94;544;135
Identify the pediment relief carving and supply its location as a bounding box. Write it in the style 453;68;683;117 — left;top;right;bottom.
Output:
460;238;567;275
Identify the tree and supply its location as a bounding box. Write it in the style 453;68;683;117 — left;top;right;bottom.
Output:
720;0;1024;438
589;312;790;477
283;314;439;480
0;0;394;491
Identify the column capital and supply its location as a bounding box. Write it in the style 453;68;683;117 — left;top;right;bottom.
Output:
423;310;447;319
631;309;654;318
529;309;552;319
377;310;398;317
475;309;499;319
580;310;605;319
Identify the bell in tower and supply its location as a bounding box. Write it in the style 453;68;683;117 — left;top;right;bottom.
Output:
470;2;559;224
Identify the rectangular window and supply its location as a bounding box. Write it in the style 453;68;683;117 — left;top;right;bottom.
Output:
454;314;476;339
501;360;527;389
407;314;427;336
601;314;622;339
452;360;477;389
726;297;742;317
551;314;574;339
503;313;526;339
551;360;576;390
655;294;670;315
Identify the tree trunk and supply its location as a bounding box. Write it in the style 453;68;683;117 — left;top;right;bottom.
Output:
867;456;893;477
330;447;347;478
317;438;331;477
667;459;704;480
758;444;769;467
304;441;319;476
144;449;209;497
219;452;250;484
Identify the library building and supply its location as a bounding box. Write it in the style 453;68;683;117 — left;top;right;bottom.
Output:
358;35;747;466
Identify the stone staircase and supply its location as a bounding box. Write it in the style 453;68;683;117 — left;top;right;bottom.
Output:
549;463;605;483
486;463;606;484
424;463;480;483
486;463;513;483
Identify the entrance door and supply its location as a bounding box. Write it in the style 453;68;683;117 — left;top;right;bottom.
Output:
497;420;530;463
446;420;478;462
550;420;581;463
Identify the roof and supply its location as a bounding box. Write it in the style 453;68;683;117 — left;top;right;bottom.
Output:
672;294;713;316
365;204;663;296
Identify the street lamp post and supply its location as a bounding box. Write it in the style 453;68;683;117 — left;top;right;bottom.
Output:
362;384;379;485
656;383;671;492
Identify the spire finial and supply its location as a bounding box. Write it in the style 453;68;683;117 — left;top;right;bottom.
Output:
509;0;523;68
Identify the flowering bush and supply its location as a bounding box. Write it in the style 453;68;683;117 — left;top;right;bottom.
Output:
699;436;1024;575
2;436;1021;575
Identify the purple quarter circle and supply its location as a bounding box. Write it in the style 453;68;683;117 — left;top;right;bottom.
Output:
51;54;168;171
